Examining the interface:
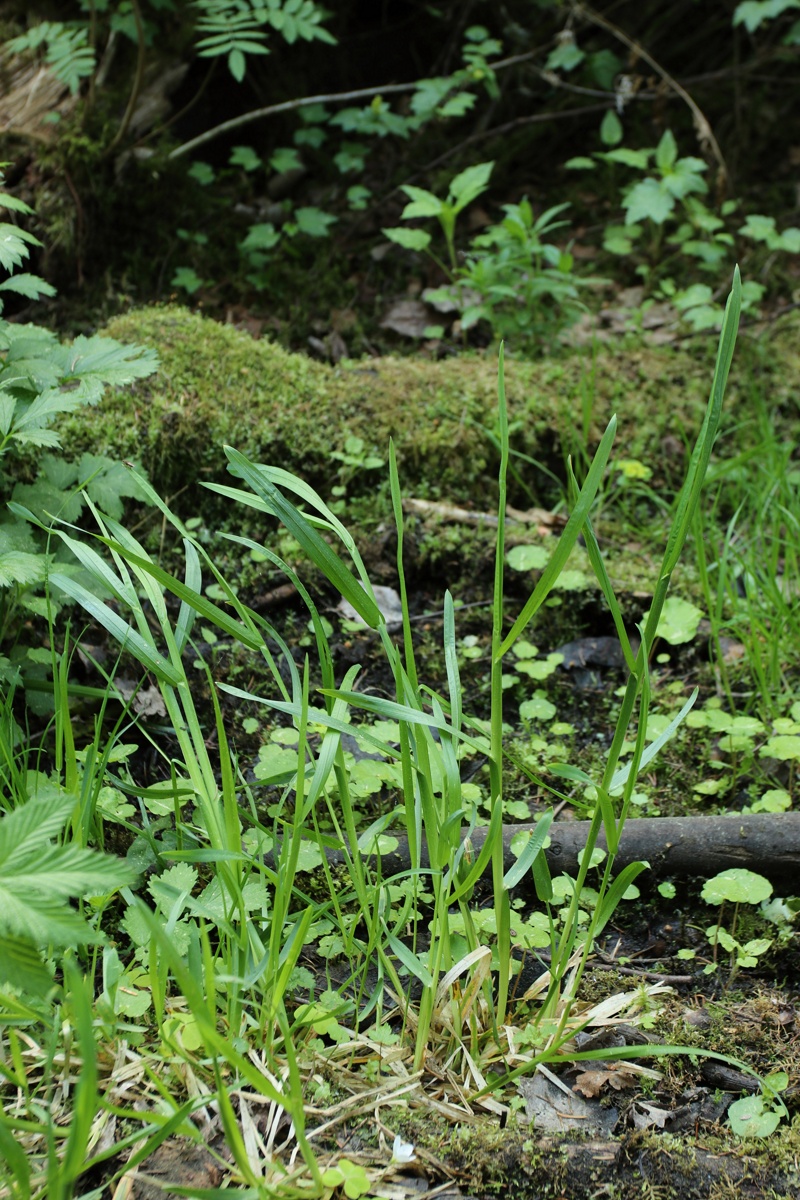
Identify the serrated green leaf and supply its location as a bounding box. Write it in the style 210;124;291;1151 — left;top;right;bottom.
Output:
0;224;38;273
0;792;136;946
0;550;47;588
12;476;84;523
399;185;444;219
80;454;150;520
0;933;53;993
0;272;57;300
59;334;159;389
294;207;337;237
0;517;38;554
0;892;100;945
10;386;95;437
0;193;35;216
448;161;494;212
269;147;303;174
623;178;675;225
230;144;262;171
601;147;652;169
545;41;585;72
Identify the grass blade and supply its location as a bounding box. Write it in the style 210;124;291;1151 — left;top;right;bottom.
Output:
224;447;382;627
497;415;617;658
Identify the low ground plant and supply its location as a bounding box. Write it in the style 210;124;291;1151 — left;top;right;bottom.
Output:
567;126;799;330
383;162;593;346
0;270;792;1191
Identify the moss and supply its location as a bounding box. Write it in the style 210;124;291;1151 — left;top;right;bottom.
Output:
56;304;723;520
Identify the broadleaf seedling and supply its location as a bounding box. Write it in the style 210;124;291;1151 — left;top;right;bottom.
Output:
701;868;773;978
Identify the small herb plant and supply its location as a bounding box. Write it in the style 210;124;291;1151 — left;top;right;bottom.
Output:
567;126;798;330
384;163;592;346
728;1071;790;1139
0;790;136;995
55;273;742;1094
384;160;495;276
174;26;505;297
4;267;793;1181
701;868;774;977
0;168;158;653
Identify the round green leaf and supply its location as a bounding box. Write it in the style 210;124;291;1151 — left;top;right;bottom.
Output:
650;596;703;645
701;869;772;906
760;734;800;761
507;544;548;572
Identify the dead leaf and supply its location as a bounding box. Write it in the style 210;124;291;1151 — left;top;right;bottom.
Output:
380;299;436;338
556;636;640;672
718;636;746;663
572;1062;641;1098
308;331;348;362
115;679;167;718
631;1101;671;1130
518;1069;618;1136
337;585;403;628
224;305;265;339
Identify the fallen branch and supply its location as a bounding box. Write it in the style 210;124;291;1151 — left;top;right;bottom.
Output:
315;814;800;889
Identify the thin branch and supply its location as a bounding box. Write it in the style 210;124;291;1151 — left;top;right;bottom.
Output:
169;81;425;159
574;2;727;186
167;50;543;159
104;0;146;156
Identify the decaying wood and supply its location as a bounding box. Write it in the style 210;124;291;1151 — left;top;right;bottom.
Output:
317;814;800;888
534;1132;786;1196
0;54;77;142
401;496;566;529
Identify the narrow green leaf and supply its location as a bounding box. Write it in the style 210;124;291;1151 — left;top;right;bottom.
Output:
498;415;617;658
661;268;741;579
225;448;381;627
447;801;504;903
387;932;434;986
91;544;262;652
175;539;201;652
610;689;697;792
595;862;650;934
48;572;182;684
60;961;99;1184
503;810;554;890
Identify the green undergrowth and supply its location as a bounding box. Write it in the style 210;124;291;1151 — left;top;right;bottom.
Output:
5;272;800;1196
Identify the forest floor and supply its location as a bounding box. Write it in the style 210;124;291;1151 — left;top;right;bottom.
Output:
47;298;800;1200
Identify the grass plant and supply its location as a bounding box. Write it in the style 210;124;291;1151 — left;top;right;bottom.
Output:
694;379;800;720
4;268;790;1193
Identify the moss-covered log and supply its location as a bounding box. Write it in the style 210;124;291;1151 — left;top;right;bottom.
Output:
58;305;719;515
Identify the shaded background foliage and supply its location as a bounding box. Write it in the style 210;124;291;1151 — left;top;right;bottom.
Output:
0;0;798;342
